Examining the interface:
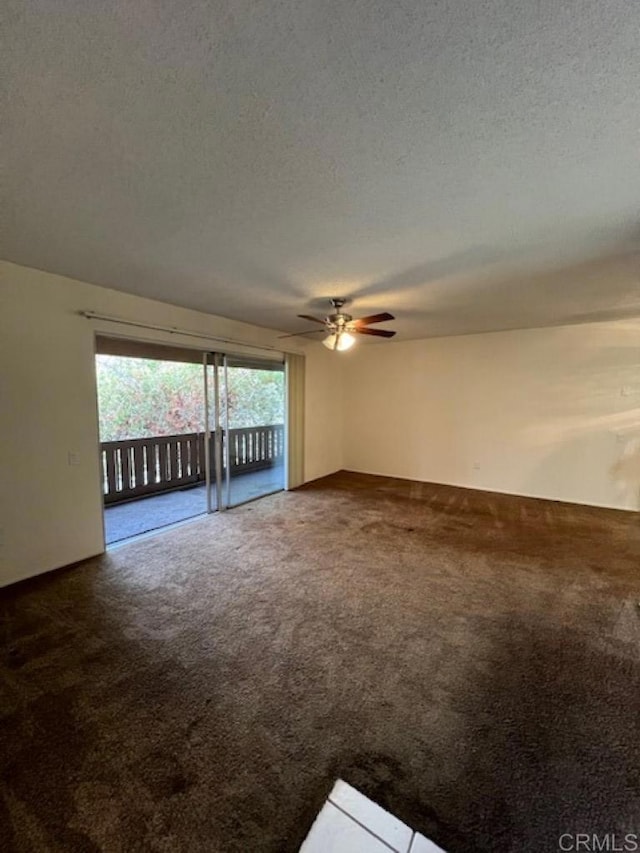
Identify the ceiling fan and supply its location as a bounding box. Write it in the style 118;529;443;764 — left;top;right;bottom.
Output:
280;298;396;351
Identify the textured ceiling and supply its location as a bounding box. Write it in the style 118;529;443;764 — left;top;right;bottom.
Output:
3;0;640;340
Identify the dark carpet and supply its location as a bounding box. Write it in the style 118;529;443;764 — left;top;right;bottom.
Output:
1;471;639;852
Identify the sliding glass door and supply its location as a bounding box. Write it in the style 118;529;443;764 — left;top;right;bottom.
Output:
96;339;286;545
96;349;208;544
222;356;286;507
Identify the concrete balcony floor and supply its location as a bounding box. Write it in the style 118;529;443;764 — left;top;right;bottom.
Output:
104;466;285;545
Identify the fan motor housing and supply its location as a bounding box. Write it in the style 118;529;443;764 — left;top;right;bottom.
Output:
327;311;352;327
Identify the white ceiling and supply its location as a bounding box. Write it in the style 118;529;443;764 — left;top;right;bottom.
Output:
3;0;640;340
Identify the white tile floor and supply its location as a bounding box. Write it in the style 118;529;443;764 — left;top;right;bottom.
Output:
300;780;447;853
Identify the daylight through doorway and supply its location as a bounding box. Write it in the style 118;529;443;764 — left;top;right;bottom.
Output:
221;356;286;508
95;340;286;545
96;353;209;543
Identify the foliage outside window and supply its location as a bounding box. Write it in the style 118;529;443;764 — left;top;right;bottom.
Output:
96;356;284;441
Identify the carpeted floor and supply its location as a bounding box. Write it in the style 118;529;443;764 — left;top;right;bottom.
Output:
1;471;639;852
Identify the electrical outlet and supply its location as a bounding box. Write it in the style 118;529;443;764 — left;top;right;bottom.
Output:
68;451;81;466
473;461;480;470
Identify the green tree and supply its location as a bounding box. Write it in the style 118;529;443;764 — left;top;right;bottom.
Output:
226;367;284;429
96;356;284;441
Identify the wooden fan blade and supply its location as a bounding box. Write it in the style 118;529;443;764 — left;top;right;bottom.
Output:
353;312;395;326
356;327;396;338
297;314;327;325
278;329;325;338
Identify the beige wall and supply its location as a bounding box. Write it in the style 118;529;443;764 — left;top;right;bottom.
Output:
343;322;640;511
0;261;343;587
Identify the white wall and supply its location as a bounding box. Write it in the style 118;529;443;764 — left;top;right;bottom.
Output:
303;344;343;483
343;322;640;511
0;261;342;587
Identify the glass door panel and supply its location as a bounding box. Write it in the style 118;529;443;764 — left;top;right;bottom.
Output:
223;356;286;508
96;352;208;544
204;353;223;513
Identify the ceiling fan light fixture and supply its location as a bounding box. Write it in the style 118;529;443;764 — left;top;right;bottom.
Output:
287;299;394;347
323;331;356;351
337;331;356;351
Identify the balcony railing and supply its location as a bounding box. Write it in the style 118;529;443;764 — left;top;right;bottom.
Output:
101;424;285;505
